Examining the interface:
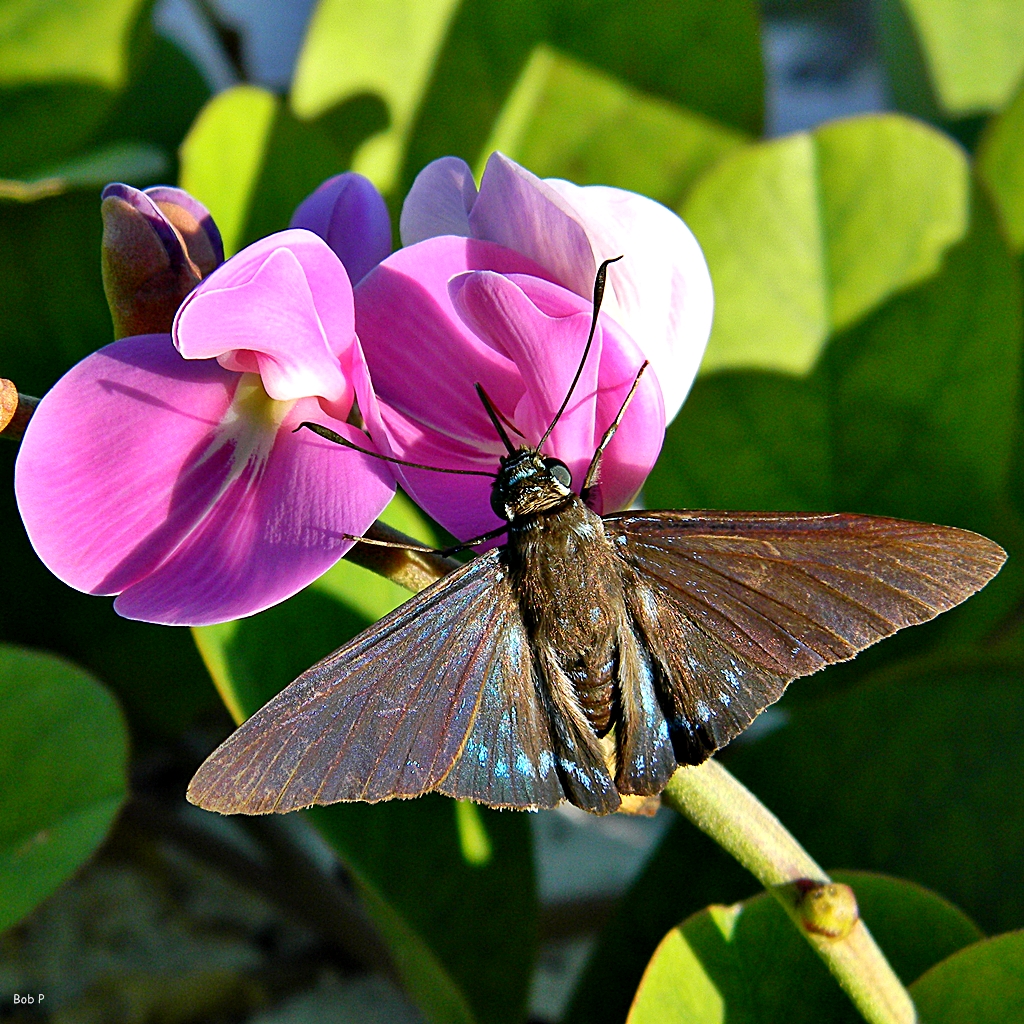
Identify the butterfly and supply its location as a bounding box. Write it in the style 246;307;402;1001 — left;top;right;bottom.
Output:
188;260;1007;816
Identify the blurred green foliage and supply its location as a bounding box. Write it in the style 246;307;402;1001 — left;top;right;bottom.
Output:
3;0;1024;1021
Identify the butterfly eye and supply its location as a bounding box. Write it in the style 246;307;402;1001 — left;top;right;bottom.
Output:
545;458;572;488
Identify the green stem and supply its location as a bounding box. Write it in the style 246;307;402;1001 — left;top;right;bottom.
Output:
662;760;916;1024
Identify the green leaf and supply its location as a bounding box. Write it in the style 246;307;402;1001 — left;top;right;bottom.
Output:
0;141;167;202
625;873;982;1024
482;46;747;209
0;644;128;933
192;493;537;1024
910;931;1024;1023
291;0;462;192
724;657;1024;935
402;0;763;199
0;0;149;176
291;0;762;196
0;0;144;87
978;77;1024;253
179;85;387;257
682;114;969;376
562;817;765;1024
896;0;1024;118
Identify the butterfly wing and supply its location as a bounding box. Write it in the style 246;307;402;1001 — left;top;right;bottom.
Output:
188;550;564;813
603;511;1006;765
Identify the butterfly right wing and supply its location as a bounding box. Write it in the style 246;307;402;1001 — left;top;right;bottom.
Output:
604;510;1006;768
188;550;564;813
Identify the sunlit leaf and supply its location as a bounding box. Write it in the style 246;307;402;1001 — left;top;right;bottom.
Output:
625;872;983;1024
0;644;128;933
896;0;1024;117
978;77;1024;253
179;84;387;257
0;0;148;176
683;114;969;376
483;46;747;208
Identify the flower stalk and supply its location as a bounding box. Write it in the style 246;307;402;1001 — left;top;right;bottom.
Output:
662;761;917;1024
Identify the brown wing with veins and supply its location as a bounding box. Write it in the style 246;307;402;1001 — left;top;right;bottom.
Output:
603;511;1006;765
188;550;565;813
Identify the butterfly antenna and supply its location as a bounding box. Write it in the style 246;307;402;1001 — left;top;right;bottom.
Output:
475;383;518;455
295;422;497;477
537;255;623;452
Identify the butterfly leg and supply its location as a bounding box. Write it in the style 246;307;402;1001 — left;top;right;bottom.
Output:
581;360;650;502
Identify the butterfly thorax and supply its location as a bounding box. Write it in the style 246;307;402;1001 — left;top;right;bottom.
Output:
497;453;626;738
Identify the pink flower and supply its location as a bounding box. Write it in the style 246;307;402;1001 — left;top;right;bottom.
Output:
290;172;392;286
354;237;667;543
15;229;395;626
399;151;714;422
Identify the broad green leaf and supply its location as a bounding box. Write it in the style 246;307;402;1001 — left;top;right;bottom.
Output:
725;658;1024;935
193;493;537;1024
898;0;1024;117
978;77;1024;253
402;0;763;200
179;85;387;257
0;644;128;933
651;176;1023;644
483;46;747;209
910;931;1024;1022
683;114;969;376
626;873;982;1024
179;86;278;258
0;0;148;176
292;0;762;196
562;817;758;1024
0;142;167;202
0;0;143;87
291;0;461;192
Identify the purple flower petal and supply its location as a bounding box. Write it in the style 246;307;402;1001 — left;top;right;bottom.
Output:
399;156;478;245
544;179;712;420
145;185;225;271
291;172;392;285
400;152;713;422
15;335;395;626
102;183;185;269
355;235;557;461
112;400;394;625
355;237;663;539
174;230;356;408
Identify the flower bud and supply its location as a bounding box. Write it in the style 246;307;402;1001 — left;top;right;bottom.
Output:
100;184;224;339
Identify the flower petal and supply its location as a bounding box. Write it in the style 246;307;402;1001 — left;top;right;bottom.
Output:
113;401;395;625
145;185;225;275
544;179;712;421
291;172;391;285
174;231;355;407
469;152;597;302
399;156;478;246
15;334;396;625
355;235;556;456
448;271;599;470
15;335;238;597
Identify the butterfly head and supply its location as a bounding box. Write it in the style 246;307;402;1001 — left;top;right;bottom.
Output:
491;448;574;521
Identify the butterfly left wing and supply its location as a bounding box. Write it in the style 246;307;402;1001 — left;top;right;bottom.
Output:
188;550;565;813
603;510;1006;766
